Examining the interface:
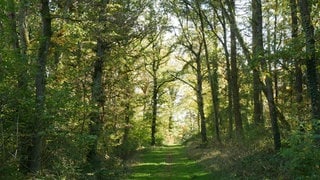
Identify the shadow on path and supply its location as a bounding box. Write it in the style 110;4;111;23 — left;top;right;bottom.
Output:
127;145;214;179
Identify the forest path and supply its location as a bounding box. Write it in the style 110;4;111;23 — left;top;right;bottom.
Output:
126;145;213;179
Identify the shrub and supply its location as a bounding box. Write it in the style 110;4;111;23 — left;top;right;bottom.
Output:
281;131;320;178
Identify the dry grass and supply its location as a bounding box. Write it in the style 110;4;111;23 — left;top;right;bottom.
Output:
185;134;283;179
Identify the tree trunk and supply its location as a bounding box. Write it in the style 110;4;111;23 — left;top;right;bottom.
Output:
196;1;220;142
226;46;233;138
121;100;132;160
151;76;158;146
290;0;303;122
252;0;281;150
229;0;243;137
196;55;208;144
298;0;320;135
87;1;109;169
87;38;106;167
253;70;264;125
30;0;52;172
168;87;177;132
252;0;264;127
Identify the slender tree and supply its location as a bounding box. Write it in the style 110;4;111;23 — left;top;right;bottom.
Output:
87;0;109;171
29;0;52;172
195;0;221;142
227;0;243;136
298;0;320;135
252;0;280;150
289;0;303;123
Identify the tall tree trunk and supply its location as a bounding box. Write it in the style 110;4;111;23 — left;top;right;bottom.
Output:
87;38;106;167
122;97;132;160
212;2;233;137
298;0;320;135
252;0;264;127
253;70;263;125
250;0;263;126
87;1;109;170
226;45;233;138
196;1;220;142
196;55;208;144
211;55;221;142
229;0;243;137
272;0;279;105
252;0;264;125
121;72;133;160
290;0;303;122
151;75;158;146
252;0;281;150
29;0;52;173
168;87;177;132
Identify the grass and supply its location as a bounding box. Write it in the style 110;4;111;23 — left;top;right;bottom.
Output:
126;145;214;179
185;135;280;179
127;128;317;179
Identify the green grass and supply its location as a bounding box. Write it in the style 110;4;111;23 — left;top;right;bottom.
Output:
127;145;214;179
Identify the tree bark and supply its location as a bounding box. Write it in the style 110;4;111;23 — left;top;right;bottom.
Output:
298;0;320;135
229;0;243;137
168;87;177;132
252;0;280;150
29;0;52;173
195;54;208;144
151;75;158;146
290;0;303;122
87;0;110;170
196;0;220;142
87;37;106;167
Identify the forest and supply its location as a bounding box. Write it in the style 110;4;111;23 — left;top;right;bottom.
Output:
0;0;319;179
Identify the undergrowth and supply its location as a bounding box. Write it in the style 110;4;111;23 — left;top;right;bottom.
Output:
280;131;320;178
185;128;320;179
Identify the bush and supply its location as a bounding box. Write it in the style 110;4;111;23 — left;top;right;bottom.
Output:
281;131;320;178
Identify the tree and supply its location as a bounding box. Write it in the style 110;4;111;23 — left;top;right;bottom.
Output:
148;40;174;146
26;0;52;173
225;0;243;136
141;2;175;145
298;0;320;136
86;0;108;170
290;0;303;123
195;0;221;142
252;0;281;150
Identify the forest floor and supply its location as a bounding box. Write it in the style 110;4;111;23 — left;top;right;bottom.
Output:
184;135;286;179
125;145;216;179
125;133;286;179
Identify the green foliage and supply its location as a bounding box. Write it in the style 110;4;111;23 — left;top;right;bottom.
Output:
1;0;320;178
281;131;320;178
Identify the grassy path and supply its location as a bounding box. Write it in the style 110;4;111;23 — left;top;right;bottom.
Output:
127;145;213;179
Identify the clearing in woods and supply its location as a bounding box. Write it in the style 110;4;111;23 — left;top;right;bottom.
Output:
127;145;214;179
